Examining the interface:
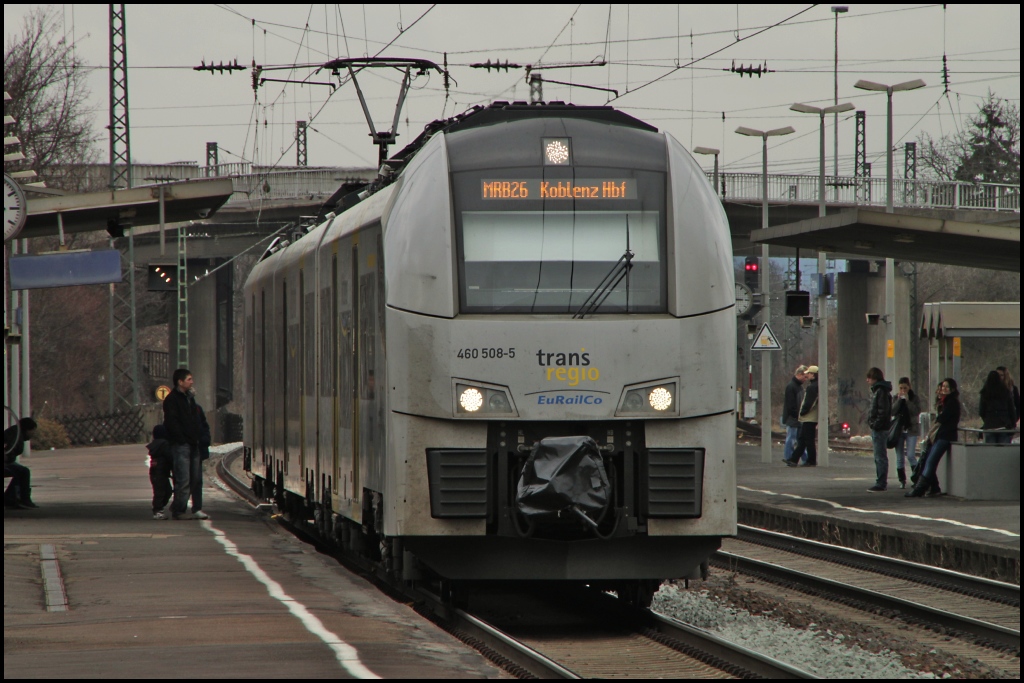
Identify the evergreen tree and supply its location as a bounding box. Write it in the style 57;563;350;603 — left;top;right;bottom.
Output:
917;93;1020;185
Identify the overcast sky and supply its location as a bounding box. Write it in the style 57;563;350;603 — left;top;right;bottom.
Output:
4;4;1020;176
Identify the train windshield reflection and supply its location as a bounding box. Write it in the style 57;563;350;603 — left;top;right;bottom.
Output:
460;210;665;314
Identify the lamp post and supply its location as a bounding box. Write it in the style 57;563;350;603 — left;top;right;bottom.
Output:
736;124;795;464
854;78;926;385
693;147;720;197
831;6;848;194
789;101;854;467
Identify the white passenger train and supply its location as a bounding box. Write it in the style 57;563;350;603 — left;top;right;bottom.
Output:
243;102;736;603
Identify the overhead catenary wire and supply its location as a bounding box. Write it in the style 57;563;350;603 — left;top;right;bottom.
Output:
608;4;817;103
173;5;1015;181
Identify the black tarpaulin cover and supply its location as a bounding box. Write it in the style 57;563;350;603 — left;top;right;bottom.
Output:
516;436;610;519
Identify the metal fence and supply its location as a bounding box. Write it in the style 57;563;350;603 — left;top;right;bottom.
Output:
44;163;1018;214
56;408;144;446
713;172;1020;212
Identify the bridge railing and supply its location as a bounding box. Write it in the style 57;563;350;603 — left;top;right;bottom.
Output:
222;168;377;206
711;172;1020;212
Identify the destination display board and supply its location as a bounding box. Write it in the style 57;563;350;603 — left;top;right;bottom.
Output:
481;179;637;200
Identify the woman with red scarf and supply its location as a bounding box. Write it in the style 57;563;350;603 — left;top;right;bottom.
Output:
906;378;960;498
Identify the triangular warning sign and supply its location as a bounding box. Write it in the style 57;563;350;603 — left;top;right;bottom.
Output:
750;322;782;351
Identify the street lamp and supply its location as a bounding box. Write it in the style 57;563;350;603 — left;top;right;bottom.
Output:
853;78;925;431
790;101;854;467
735;124;795;464
853;79;926;213
831;6;848;191
693;146;720;196
790;102;855;217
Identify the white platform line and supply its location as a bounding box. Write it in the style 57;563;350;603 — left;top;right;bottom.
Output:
738;486;1020;538
201;520;380;679
39;544;69;612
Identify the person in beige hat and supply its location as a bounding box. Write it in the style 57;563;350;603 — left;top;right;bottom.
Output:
782;365;809;463
785;365;819;467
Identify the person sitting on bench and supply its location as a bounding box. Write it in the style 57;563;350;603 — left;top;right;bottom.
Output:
4;417;39;509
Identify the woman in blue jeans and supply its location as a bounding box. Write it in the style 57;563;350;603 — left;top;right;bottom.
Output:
907;378;960;498
892;377;922;489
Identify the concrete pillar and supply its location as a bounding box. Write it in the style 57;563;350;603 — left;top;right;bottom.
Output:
169;263;219;443
836;267;911;434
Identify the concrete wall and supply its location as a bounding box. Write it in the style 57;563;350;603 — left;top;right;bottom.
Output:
836;266;911;434
942;444;1020;500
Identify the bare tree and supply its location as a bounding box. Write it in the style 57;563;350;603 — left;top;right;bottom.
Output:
4;6;100;191
6;8;110;415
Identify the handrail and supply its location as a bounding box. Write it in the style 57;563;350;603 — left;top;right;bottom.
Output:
708;171;1020;213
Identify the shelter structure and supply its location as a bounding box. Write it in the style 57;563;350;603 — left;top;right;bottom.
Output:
919;302;1021;392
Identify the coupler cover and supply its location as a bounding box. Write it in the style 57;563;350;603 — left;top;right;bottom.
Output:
516;436;610;526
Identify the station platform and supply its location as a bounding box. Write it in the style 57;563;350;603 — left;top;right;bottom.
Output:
3;444;503;679
735;442;1020;584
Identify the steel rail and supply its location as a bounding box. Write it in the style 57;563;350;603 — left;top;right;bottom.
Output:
412;585;581;680
715;550;1020;652
216;451;813;677
737;524;1020;606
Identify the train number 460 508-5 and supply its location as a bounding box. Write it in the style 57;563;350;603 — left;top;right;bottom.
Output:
456;347;516;359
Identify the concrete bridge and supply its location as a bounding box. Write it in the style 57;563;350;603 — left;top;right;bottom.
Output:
16;162;1019;440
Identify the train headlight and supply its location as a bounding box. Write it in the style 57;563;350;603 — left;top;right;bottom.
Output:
454;381;518;417
488;392;510;412
460;387;484;412
616;380;679;416
648;387;673;411
624;392;645;412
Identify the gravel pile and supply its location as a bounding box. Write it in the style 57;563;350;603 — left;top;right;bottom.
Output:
653;583;940;679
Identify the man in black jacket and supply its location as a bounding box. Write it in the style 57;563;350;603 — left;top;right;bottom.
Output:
4;417;39;509
163;368;207;520
782;365;808;465
865;367;893;492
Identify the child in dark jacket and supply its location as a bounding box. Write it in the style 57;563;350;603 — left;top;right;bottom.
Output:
148;425;173;519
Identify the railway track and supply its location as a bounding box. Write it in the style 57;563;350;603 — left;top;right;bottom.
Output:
215;450;812;679
424;583;814;679
715;525;1020;656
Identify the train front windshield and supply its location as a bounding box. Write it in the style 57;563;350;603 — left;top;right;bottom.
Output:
454;170;667;314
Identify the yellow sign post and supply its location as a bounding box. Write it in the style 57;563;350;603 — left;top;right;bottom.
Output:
155;385;172;401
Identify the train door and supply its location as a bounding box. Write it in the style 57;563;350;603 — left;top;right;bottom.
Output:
358;231;384;491
299;267;306;495
350;244;360;504
304;264;320;503
327;252;340;507
281;278;289;479
334;241;355;517
257;290;266;465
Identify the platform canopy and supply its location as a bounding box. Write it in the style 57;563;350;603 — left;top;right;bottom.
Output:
749;208;1020;272
22;178;235;239
920;302;1020;339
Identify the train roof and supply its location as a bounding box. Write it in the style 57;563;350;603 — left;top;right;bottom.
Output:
316;101;659;223
442;101;658;134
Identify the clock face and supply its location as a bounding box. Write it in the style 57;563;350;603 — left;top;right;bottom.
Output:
735;282;753;316
4;174;27;241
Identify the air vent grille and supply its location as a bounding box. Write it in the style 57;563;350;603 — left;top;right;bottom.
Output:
644;448;704;518
426;449;488;518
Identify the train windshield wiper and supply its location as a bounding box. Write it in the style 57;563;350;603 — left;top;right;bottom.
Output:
573;248;633;319
573;217;633;319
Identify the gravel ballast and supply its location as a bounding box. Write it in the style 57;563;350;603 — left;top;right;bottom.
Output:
653;583;941;679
